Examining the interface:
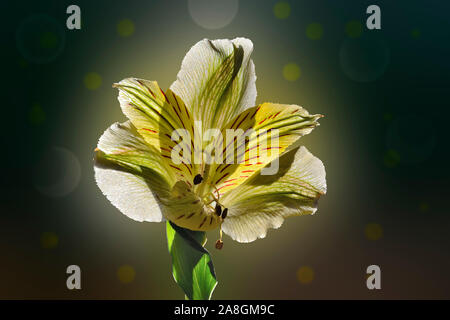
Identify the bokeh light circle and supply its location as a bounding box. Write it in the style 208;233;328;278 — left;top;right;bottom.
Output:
340;33;390;82
386;115;436;164
29;103;45;125
117;265;136;284
16;14;65;64
297;266;314;284
383;149;401;168
365;223;383;240
419;202;429;212
34;147;81;197
188;0;239;29
282;63;301;81
411;28;421;39
117;19;135;37
306;23;324;40
345;20;363;38
41;232;59;249
273;2;291;20
84;72;102;90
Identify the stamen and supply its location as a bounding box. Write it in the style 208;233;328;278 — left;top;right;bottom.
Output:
215;239;223;250
221;208;228;219
193;174;203;185
215;204;222;216
215;228;224;250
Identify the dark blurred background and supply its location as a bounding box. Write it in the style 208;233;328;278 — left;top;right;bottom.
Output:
1;0;449;299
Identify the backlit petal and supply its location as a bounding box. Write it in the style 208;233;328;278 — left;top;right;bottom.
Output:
170;38;256;132
206;103;322;196
220;147;326;242
94;121;175;222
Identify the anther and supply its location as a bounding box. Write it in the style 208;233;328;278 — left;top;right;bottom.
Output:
193;174;203;185
221;208;228;219
215;239;223;250
215;204;222;216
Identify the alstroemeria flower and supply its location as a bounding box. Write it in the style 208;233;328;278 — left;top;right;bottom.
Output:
94;38;326;243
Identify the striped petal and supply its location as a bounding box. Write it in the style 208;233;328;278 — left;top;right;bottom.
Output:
170;38;256;133
94;121;222;230
114;78;197;183
220;146;326;243
94;121;174;222
206;103;322;196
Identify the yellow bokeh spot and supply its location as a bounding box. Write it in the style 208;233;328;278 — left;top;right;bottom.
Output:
117;19;135;37
84;72;102;90
383;149;400;168
117;265;135;284
273;2;291;20
306;23;323;40
345;20;363;38
365;223;383;241
41;232;58;249
29;103;45;125
282;63;301;81
297;266;314;284
419;202;429;212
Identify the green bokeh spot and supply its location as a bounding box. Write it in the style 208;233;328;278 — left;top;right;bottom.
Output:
383;112;393;121
84;72;102;90
18;58;28;69
40;31;58;49
29;103;45;125
306;23;323;40
383;149;400;168
345;20;363;38
117;19;135;37
273;2;291;20
283;63;301;81
411;28;421;38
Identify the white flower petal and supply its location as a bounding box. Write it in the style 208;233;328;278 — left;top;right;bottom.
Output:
95;166;164;222
170;37;257;131
94;121;173;222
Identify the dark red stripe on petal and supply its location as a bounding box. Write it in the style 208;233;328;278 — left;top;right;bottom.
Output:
229;114;241;130
235;112;249;129
159;88;168;102
186;212;196;219
215;172;228;184
199;217;207;228
170;165;182;171
219;164;232;173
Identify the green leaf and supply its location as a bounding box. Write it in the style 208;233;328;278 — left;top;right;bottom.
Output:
166;221;218;300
